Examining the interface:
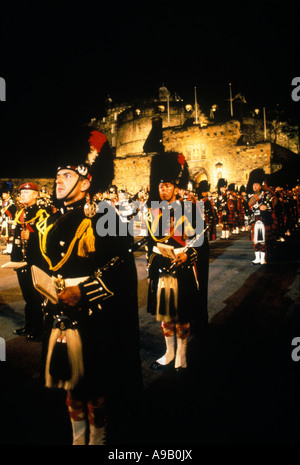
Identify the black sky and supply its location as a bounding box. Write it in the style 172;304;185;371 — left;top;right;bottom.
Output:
0;2;299;177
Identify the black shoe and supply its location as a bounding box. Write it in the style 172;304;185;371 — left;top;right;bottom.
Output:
175;366;187;373
151;361;166;371
14;327;28;336
26;328;42;342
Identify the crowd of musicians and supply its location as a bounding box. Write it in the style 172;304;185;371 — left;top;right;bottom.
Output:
2;174;299;261
0;129;299;445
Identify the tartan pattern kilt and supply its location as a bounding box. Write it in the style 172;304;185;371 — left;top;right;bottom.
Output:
227;210;236;226
237;199;245;226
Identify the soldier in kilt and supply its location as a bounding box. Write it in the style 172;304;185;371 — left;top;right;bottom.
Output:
36;128;142;445
247;169;275;265
145;151;206;371
196;180;217;241
216;178;230;239
227;183;239;235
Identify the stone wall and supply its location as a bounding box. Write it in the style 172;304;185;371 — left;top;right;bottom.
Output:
0;178;54;197
1;131;274;196
163;121;272;189
113;154;152;194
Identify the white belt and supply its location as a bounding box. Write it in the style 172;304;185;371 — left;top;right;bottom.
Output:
63;276;89;287
153;246;185;255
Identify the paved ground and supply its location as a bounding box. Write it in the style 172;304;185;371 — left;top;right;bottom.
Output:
0;226;300;446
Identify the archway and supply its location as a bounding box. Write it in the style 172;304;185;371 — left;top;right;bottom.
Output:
191;168;209;188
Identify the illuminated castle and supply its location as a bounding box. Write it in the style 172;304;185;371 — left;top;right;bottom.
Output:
91;86;298;193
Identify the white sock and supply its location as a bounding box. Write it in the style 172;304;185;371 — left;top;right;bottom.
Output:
175;338;188;369
260;252;267;264
71;419;87;445
89;425;106;445
252;251;261;263
156;335;175;365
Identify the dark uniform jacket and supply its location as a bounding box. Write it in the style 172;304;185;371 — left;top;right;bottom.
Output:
145;200;205;326
11;203;47;266
37;198;142;406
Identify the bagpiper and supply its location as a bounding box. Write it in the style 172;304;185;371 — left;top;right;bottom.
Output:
145;151;206;371
216;178;230;239
227;183;239;235
35;127;142;445
197;180;217;241
247;168;274;265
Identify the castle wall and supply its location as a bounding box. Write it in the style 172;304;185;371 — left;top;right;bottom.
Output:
162;121;272;190
0;178;54;195
113;155;152;194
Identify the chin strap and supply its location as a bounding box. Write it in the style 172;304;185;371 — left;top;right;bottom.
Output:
58;173;81;202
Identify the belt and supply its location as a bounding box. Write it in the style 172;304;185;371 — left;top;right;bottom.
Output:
63;276;89;287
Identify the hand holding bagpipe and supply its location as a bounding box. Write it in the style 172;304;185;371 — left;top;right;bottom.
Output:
168;226;209;271
57;237;148;308
170;251;188;268
57;286;82;307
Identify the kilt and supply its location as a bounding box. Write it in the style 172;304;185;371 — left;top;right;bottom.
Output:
251;220;273;243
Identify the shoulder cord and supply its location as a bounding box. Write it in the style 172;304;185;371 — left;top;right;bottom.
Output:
145;209;186;243
37;213;93;272
14;207;45;225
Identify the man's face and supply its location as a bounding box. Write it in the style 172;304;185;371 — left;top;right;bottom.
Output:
56;169;88;205
2;192;10;201
20;189;38;206
253;183;261;193
158;182;178;203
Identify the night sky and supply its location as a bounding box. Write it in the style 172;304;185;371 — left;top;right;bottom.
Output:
0;2;299;177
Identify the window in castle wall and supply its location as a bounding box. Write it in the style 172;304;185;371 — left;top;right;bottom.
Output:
192;148;200;160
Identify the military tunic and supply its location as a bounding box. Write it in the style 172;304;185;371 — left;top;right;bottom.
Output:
38;198;142;407
145;201;201;326
11;203;47;334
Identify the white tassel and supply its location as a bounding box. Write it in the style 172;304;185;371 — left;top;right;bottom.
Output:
45;327;84;390
254;220;265;243
156;274;178;322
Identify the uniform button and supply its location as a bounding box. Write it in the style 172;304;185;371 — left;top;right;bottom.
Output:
60;241;65;246
61;253;65;257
